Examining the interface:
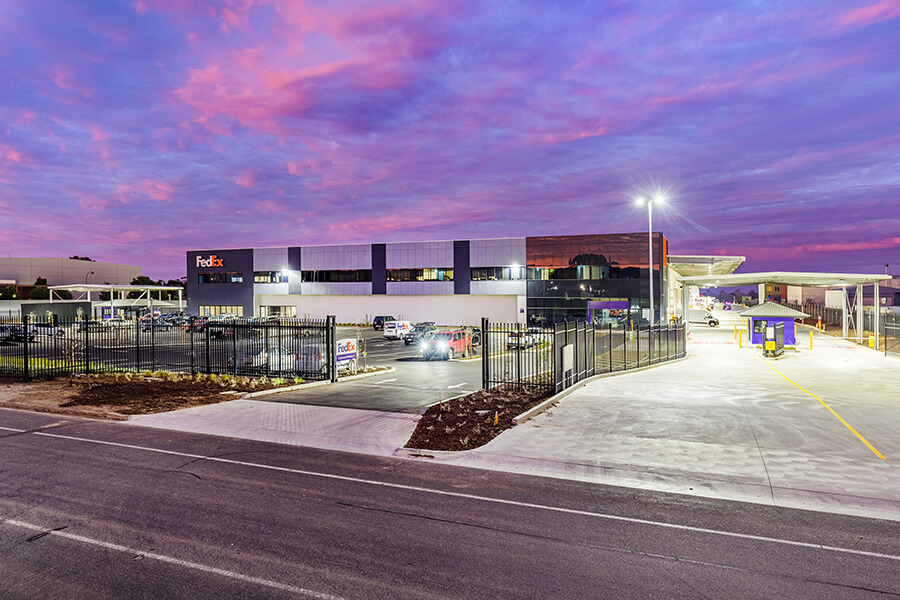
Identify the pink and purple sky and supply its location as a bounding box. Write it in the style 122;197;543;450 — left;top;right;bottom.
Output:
1;0;899;280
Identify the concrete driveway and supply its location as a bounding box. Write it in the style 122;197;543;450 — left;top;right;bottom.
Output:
433;309;900;520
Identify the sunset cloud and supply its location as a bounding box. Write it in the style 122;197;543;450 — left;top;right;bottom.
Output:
0;1;897;279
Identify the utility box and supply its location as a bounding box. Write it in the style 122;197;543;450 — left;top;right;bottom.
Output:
763;321;785;358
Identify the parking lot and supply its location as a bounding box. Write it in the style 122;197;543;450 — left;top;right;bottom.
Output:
263;326;485;413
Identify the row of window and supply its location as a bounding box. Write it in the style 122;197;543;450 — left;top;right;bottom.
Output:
387;268;453;282
302;270;372;283
259;305;298;318
199;272;244;284
198;305;244;317
254;271;289;283
205;265;645;285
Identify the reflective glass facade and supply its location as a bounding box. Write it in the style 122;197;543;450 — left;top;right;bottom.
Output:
525;233;666;325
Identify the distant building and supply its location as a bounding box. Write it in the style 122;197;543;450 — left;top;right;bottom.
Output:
0;257;141;315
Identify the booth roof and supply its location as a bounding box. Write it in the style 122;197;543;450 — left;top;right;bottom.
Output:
738;302;809;319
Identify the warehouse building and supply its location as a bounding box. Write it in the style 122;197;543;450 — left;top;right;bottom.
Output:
186;233;685;326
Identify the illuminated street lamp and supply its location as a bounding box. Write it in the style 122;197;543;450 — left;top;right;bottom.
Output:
636;195;664;324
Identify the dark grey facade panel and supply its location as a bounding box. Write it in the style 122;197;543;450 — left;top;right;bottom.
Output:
186;248;254;316
288;246;302;295
372;243;386;295
453;240;470;295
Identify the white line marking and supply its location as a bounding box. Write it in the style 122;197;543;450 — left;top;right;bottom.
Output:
2;424;899;563
447;383;466;389
371;378;397;384
2;518;344;600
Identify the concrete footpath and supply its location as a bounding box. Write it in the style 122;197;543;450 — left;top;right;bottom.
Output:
130;309;900;522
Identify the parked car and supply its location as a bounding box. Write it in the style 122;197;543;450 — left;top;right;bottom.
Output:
506;327;544;350
241;346;298;371
140;318;172;332
421;329;471;360
402;322;437;345
383;320;412;340
29;322;66;337
182;317;209;332
102;318;133;328
372;315;396;331
0;325;35;343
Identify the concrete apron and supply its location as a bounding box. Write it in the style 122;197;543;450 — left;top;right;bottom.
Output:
414;309;900;522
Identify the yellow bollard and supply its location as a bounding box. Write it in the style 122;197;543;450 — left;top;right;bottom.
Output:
739;334;742;349
734;324;737;340
810;330;813;350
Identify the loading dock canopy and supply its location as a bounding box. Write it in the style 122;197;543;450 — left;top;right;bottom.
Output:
668;255;746;278
676;271;892;348
676;271;892;288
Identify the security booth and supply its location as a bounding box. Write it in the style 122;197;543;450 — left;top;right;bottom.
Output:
739;301;808;347
763;321;785;357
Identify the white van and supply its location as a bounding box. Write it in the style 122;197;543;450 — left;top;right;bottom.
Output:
688;309;719;327
383;320;412;340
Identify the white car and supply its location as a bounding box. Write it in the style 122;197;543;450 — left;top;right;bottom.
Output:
102;318;133;328
243;346;298;371
29;322;66;337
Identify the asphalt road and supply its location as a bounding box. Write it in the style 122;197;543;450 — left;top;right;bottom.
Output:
2;409;900;599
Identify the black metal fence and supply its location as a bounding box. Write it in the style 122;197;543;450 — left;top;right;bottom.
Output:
886;314;900;356
0;315;337;381
593;322;686;375
482;319;686;394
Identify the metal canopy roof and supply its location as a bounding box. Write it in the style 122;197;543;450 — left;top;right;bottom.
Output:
677;271;893;288
739;302;809;319
49;284;183;293
668;255;746;278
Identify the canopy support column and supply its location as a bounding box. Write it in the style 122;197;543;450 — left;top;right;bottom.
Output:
874;281;880;351
856;284;864;344
841;286;849;339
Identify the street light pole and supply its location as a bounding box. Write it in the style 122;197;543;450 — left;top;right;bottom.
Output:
648;200;654;325
85;271;94;284
637;196;664;325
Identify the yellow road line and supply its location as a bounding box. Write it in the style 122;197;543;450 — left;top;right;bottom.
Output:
763;361;885;460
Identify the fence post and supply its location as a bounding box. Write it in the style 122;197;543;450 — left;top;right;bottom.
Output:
82;315;90;374
189;317;195;375
21;315;30;381
135;315;142;372
205;324;211;375
328;315;337;383
481;317;489;390
609;323;613;373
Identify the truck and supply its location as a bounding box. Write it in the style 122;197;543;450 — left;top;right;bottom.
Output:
688;309;719;327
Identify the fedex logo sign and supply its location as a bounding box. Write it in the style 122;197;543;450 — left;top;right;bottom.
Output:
196;254;224;268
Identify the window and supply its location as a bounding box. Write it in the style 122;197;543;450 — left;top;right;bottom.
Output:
254;271;289;283
386;268;453;282
199;305;244;317
199;272;243;284
470;267;526;281
301;269;372;283
259;306;297;318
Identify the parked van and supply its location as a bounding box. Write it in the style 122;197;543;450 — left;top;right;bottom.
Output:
688;309;719;327
383;320;413;340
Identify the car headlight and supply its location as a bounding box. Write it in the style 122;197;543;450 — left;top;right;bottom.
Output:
438;342;448;350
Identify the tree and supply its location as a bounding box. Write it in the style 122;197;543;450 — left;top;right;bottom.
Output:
34;276;47;286
29;287;49;300
129;275;163;299
69;256;95;261
0;286;16;300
